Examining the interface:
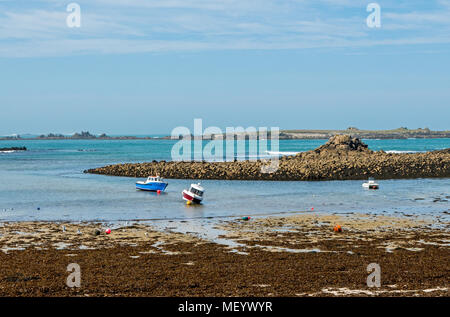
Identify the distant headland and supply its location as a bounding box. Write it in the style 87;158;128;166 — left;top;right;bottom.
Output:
209;127;450;140
1;127;450;141
278;127;450;140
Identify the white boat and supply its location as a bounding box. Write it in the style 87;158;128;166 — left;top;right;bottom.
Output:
362;178;379;190
182;183;204;204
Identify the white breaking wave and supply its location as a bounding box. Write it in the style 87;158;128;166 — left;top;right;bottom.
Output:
266;151;300;156
385;150;420;154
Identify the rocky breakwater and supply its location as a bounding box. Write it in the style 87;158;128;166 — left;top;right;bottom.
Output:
0;146;27;152
84;135;450;181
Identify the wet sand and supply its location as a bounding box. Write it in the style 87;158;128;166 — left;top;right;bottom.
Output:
0;213;448;297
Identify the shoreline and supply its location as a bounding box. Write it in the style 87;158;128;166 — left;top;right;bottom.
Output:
1;212;448;297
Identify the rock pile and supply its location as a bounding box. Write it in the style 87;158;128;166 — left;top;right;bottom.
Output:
314;135;370;153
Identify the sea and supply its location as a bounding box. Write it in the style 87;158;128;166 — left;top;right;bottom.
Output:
0;138;449;223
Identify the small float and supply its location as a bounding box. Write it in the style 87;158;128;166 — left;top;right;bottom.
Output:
362;178;379;190
182;183;204;204
136;176;168;192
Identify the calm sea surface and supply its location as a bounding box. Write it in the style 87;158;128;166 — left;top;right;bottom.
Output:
0;138;449;222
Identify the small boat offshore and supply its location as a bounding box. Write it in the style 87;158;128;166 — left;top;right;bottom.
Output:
182;183;204;204
362;178;379;190
136;176;168;192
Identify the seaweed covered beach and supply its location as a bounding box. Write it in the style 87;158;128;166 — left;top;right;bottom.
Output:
1;212;448;297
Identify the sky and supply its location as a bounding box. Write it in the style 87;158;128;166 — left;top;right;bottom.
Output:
0;0;449;135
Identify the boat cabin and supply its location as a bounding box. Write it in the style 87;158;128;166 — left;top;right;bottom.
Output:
189;184;204;197
146;176;163;183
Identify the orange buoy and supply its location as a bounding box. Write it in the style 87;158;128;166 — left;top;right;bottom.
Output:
157;190;161;194
105;228;111;234
333;225;342;233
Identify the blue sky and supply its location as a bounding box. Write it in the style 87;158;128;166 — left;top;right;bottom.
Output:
0;0;449;135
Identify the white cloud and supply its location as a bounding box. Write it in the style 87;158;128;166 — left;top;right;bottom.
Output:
0;0;449;57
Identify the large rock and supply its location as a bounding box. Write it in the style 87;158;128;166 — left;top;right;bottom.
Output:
314;135;370;153
0;147;27;152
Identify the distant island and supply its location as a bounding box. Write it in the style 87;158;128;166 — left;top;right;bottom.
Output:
1;127;450;140
0;131;156;140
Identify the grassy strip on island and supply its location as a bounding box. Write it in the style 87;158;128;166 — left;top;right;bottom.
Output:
85;135;450;181
0;213;448;296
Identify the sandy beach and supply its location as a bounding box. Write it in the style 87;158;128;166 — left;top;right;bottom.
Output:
1;212;448;297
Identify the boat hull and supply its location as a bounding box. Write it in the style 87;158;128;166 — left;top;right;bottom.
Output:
182;191;202;204
362;184;379;190
136;182;168;192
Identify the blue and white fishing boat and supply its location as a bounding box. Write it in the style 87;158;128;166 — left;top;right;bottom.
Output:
136;176;168;192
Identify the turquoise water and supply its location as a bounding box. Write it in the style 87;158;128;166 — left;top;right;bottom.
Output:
0;138;449;222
